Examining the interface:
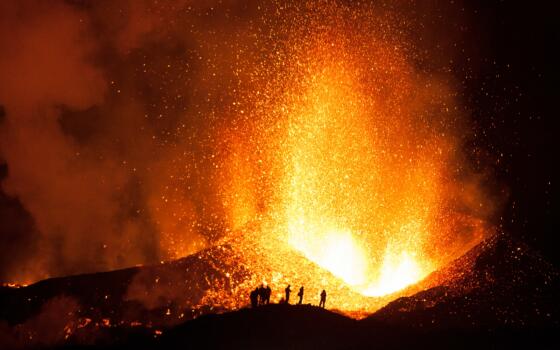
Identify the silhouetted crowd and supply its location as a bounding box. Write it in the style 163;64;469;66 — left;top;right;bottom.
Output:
250;284;327;309
250;284;271;307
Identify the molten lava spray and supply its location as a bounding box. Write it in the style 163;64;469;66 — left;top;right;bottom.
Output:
276;43;439;297
0;0;496;315
212;1;493;312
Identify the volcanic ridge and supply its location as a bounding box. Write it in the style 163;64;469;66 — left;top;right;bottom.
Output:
0;233;558;349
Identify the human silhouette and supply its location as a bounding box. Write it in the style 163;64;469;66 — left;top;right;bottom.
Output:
285;284;292;304
319;289;327;308
250;288;258;308
258;284;265;305
297;286;304;305
265;285;271;304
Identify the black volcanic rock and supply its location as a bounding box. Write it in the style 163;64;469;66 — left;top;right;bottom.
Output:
63;304;558;350
159;304;357;350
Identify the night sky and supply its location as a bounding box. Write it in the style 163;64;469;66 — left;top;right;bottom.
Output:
459;1;557;265
0;0;557;283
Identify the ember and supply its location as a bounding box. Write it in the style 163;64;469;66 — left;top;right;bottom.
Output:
0;0;496;317
207;2;493;313
0;1;555;348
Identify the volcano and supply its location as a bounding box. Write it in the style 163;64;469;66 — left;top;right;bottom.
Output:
368;233;560;328
0;233;558;349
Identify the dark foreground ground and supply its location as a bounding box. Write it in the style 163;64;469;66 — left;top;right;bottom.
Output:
1;234;559;349
55;304;556;350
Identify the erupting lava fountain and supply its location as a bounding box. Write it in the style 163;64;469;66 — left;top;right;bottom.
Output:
202;2;496;315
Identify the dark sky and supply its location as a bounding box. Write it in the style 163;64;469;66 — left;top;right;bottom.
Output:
459;1;557;265
0;0;557;283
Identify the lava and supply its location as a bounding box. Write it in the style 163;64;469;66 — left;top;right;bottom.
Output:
0;1;495;316
211;1;493;313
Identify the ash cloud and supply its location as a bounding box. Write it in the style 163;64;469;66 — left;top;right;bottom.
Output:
0;0;117;281
0;0;252;282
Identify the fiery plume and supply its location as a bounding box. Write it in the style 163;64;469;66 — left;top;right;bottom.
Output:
0;1;497;314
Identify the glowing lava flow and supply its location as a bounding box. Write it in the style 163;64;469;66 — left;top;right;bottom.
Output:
288;229;370;287
364;248;425;297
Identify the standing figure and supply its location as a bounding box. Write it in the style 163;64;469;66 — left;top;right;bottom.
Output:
265;285;272;304
319;290;327;308
285;284;292;304
250;288;258;308
297;286;304;305
258;284;265;305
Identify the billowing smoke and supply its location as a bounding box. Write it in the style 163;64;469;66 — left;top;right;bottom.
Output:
0;0;500;284
0;0;249;282
0;0;118;281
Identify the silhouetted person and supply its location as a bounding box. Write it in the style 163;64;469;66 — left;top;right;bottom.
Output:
265;285;271;304
250;288;258;308
258;284;265;305
297;286;304;305
285;284;292;304
319;289;327;308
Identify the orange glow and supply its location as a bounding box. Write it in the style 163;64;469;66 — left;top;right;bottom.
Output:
4;2;494;317
364;248;425;297
289;229;370;287
205;2;493;315
274;54;437;297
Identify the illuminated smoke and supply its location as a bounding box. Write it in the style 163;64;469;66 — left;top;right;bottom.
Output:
0;0;248;281
0;0;498;310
